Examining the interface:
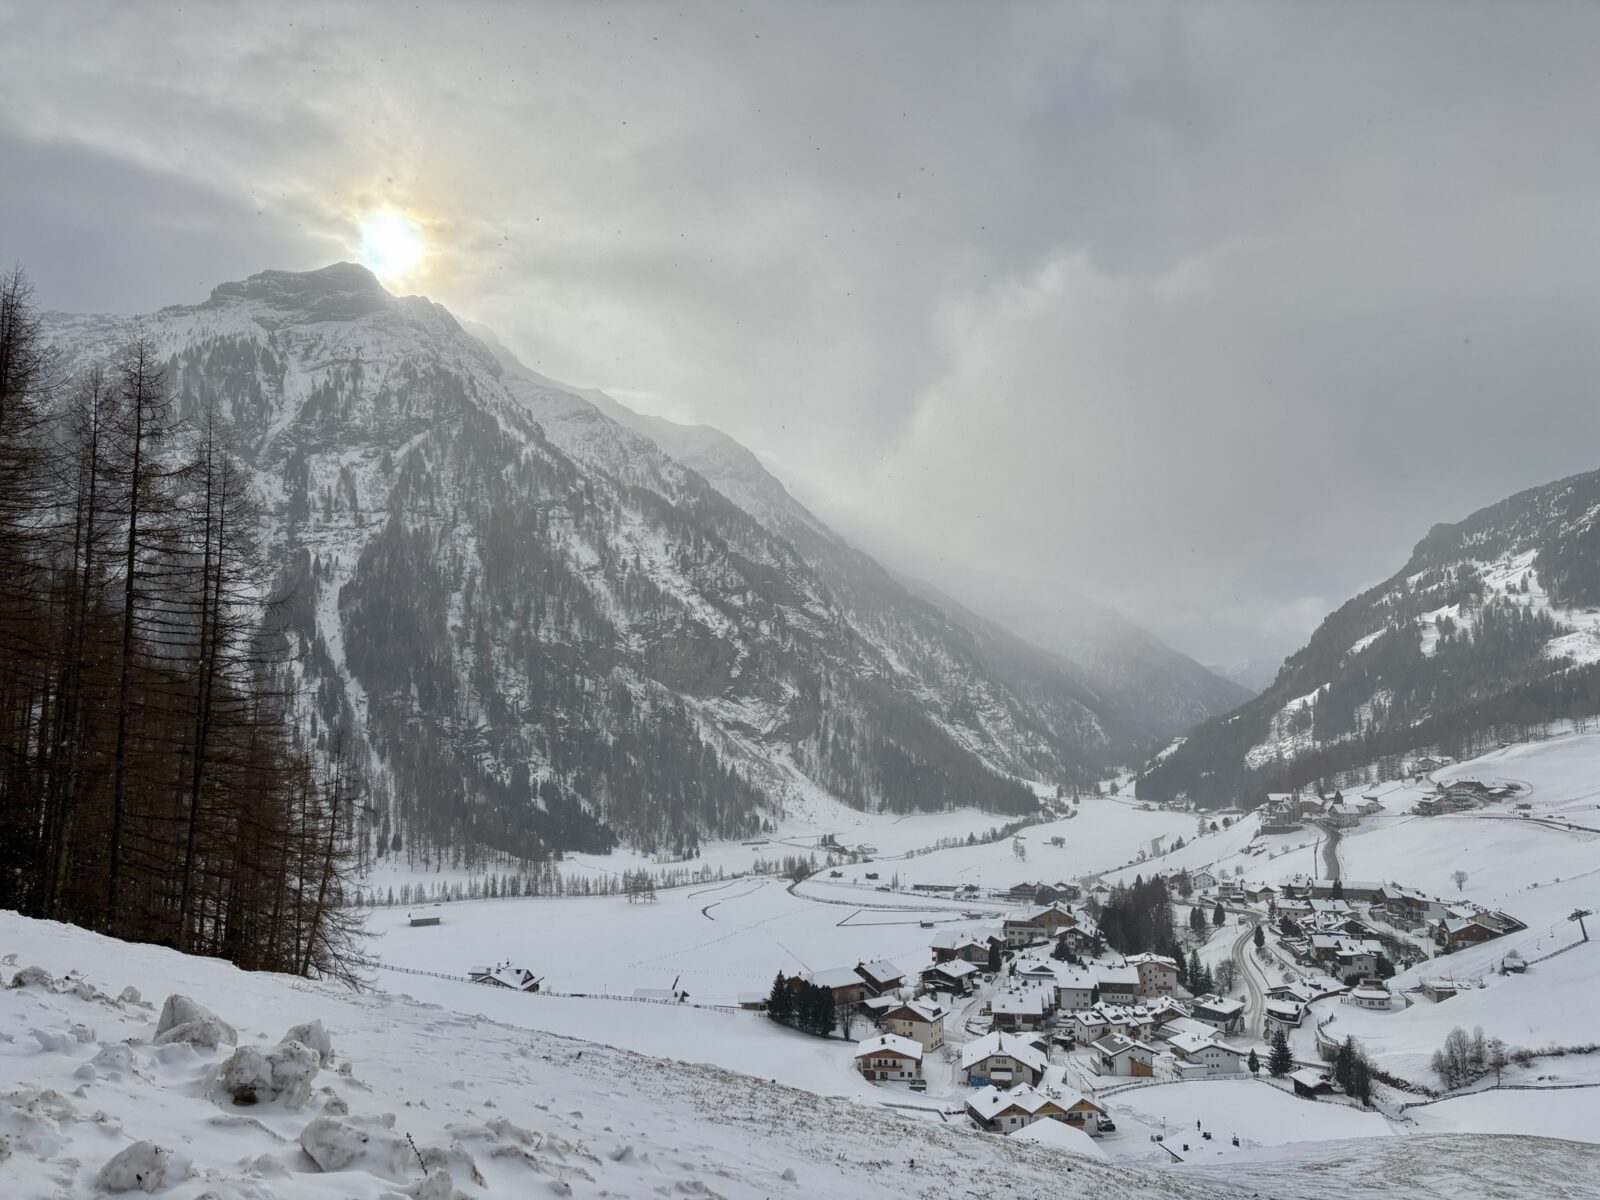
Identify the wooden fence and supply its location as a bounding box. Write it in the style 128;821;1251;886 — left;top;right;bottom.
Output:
374;962;744;1014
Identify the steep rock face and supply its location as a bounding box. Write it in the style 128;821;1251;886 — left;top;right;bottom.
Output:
42;264;1221;855
1142;470;1600;807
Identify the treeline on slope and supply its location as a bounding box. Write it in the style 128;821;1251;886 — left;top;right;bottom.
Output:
0;268;361;981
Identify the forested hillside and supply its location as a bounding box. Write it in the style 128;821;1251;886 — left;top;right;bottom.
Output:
1141;470;1600;807
0;268;361;977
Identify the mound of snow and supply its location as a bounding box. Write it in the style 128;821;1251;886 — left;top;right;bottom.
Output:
282;1017;334;1065
216;1040;321;1109
298;1113;415;1179
153;994;236;1049
94;1140;191;1193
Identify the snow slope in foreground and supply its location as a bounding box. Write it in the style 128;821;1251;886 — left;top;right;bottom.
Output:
4;913;1600;1200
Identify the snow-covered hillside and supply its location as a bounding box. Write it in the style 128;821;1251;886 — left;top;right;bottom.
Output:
6;912;1598;1199
1144;466;1600;808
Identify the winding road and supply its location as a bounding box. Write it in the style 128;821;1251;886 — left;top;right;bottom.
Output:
1228;917;1268;1038
1314;820;1344;881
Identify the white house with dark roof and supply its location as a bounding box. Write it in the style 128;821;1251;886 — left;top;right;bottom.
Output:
854;1033;923;1083
1189;994;1245;1033
1168;1029;1247;1077
960;1031;1047;1086
965;1084;1067;1133
1050;964;1098;1011
991;987;1050;1032
1091;1033;1155;1078
1094;964;1140;1004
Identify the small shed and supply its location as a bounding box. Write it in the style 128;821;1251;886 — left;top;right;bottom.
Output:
469;965;542;992
1291;1069;1335;1099
408;914;442;927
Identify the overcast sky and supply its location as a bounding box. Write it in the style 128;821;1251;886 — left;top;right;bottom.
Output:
4;2;1600;670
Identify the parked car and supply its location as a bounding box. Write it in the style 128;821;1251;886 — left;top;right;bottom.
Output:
1097;1118;1116;1133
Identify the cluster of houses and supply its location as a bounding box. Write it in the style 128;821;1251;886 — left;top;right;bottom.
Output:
1235;874;1524;967
1414;778;1518;816
1257;790;1382;833
843;900;1268;1139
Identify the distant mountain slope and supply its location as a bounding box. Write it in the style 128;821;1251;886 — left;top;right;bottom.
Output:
1142;469;1600;807
471;326;1248;746
1009;590;1253;739
40;264;1232;858
1204;658;1280;696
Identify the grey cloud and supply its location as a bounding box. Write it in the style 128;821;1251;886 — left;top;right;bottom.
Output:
3;0;1599;666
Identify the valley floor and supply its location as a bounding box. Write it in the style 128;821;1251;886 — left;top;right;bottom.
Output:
4;912;1598;1200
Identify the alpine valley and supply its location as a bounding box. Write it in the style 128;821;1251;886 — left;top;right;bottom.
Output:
40;263;1245;861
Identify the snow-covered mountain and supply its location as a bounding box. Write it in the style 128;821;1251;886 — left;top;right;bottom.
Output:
1143;468;1600;806
41;263;1237;858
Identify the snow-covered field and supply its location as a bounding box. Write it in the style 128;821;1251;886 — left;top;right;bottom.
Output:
1106;1078;1394;1163
11;735;1600;1196
7;913;1600;1200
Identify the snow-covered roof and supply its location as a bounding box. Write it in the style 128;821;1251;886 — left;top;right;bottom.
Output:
885;998;944;1023
966;1083;1057;1121
961;1031;1047;1073
1192;994;1244;1017
992;990;1047;1017
855;960;903;985
1124;952;1178;968
807;966;867;989
1158;1016;1220;1043
1011;1117;1107;1157
1091;1034;1151;1059
1290;1068;1330;1088
1007;902;1077;926
928;959;980;979
1170;1031;1243;1059
1269;981;1318;1003
1051;966;1097;990
854;1033;923;1062
1095;965;1140;988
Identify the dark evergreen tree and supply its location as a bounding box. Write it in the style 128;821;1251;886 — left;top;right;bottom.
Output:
767;973;793;1025
1268;1027;1294;1077
1334;1037;1355;1092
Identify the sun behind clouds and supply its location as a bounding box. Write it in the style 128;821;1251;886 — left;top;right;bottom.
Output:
358;210;426;285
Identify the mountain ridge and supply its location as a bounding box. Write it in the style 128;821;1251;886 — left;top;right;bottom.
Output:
1141;466;1600;807
41;262;1243;857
